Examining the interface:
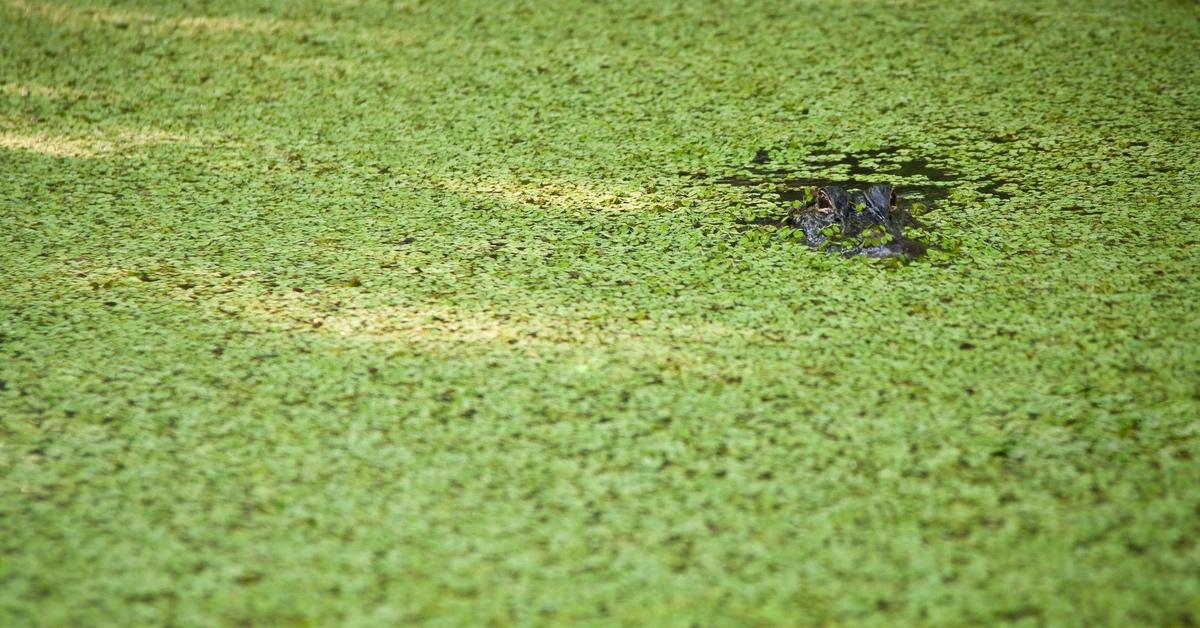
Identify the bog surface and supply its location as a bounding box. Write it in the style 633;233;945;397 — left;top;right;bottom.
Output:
1;0;1198;624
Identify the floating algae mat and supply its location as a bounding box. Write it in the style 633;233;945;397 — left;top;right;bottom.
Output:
2;0;1198;625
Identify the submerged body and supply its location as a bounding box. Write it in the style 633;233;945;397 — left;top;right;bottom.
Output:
788;183;926;258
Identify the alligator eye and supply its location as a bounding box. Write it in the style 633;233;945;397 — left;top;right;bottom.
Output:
863;184;896;216
817;185;850;213
816;189;833;211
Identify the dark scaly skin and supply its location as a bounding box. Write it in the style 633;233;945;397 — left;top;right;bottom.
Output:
819;185;866;236
863;183;898;236
789;185;848;249
787;183;925;258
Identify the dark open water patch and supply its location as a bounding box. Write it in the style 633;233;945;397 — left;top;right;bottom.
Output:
689;145;1017;259
682;145;1019;258
717;145;1013;210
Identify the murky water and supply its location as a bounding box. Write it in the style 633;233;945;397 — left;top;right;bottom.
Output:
691;146;1017;257
716;146;1012;209
694;147;975;258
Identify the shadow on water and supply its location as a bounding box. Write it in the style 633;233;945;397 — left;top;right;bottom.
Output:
709;145;1013;227
690;144;1024;259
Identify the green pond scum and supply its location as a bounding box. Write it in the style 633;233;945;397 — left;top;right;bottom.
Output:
1;0;1198;624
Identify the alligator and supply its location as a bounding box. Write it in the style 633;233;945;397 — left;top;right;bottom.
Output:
787;183;927;258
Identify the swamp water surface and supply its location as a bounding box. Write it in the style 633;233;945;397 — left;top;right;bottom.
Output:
699;146;1016;258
